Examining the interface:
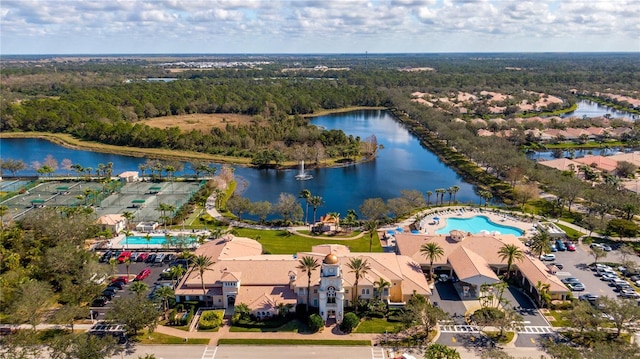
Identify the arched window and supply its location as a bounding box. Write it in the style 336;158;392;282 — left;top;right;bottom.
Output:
327;286;336;304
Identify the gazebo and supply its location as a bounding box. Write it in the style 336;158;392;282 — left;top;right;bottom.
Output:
148;186;162;194
131;199;146;208
30;199;46;208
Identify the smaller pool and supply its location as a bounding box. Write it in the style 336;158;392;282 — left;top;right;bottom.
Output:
435;215;524;236
124;235;197;245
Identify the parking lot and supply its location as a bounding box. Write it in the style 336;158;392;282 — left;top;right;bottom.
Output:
90;251;180;320
549;240;640;301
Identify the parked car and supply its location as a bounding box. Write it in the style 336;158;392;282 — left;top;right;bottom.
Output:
619;289;640;299
551;263;564;270
101;289;116;300
154;253;166;263
601;244;612;251
107;281;125;291
164;254;176;263
117;251;132;263
565;242;576;251
91;296;109;307
579;293;599;302
540;254;556;261
590;243;603;249
549;243;558;252
556;240;566;251
600;273;618;281
130;252;141;262
135;268;152;281
562;277;581;284
137;252;149;262
111;276;129;284
99;250;113;263
567;282;585;291
145;254;157;263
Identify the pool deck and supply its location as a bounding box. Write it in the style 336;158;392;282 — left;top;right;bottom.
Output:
106;230;209;250
387;206;537;238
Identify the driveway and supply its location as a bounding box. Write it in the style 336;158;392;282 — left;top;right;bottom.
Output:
431;282;467;324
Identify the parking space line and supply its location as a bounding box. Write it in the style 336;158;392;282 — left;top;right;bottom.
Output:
371;347;385;359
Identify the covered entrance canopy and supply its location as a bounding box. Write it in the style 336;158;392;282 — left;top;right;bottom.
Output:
447;246;500;297
148;186;162;194
131;199;146;207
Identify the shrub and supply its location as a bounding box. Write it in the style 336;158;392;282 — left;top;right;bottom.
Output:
198;310;224;330
340;313;360;333
308;314;324;333
183;307;195;326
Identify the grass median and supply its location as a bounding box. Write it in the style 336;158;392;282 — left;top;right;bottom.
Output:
217;338;371;346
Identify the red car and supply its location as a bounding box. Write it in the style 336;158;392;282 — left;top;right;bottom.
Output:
137;252;149;262
565;242;576;251
117;251;132;263
111;275;129;284
135;268;152;281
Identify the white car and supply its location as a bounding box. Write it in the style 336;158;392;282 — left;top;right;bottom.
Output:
540;254;556;261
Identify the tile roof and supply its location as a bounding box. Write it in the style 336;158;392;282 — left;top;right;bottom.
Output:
447;246;500;284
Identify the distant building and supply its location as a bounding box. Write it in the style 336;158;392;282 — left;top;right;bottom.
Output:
118;171;139;183
97;214;126;234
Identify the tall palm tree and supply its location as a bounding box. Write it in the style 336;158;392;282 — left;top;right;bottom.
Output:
426;191;433;206
420;242;445;282
327;212;341;231
191;254;216;307
168;265;186;288
450;185;460;204
373;277;391;300
529;232;551;258
130;281;148;298
123;257;131;280
498;244;524;279
297;256;320;313
144;233;152;249
154;286;175;319
346;257;371;314
121;210;135;230
363;219;379;252
479;190;493;208
447;187;454;205
299;189;311;225
308;196;324;224
435;188;446;206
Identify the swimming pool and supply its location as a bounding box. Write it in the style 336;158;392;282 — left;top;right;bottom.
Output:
124;235;197;245
435;215;524;236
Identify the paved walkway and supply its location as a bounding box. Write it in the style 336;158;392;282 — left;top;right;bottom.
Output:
153;320;380;346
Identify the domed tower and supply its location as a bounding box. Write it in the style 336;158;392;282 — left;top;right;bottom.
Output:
319;253;345;323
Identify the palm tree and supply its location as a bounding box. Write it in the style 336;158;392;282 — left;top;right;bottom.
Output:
130;281;148;298
373;277;391;300
435;188;446;206
346;257;371;314
191;254;216;307
363;219;379;252
343;209;358;232
447;187;454;205
479;190;493;208
308;196;324;224
144;233;152;249
124;257;132;280
121;210;135;230
154;286;175;319
299;189;311;225
108;258;118;277
169;265;186;288
420;242;445;282
450;185;460;204
327;212;341;231
529;232;551;258
122;229;133;250
536;281;551;308
426;191;433;206
498;244;524;279
297;256;320;313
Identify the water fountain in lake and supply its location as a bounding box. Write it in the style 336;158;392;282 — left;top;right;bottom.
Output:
295;160;313;180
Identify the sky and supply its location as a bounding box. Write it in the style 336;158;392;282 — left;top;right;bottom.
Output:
1;0;639;55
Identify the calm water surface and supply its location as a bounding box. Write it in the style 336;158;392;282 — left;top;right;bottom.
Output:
0;110;478;215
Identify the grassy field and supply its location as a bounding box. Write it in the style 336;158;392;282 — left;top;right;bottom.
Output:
133;332;209;344
234;228;383;254
217;338;371;346
354;318;404;333
230;319;307;333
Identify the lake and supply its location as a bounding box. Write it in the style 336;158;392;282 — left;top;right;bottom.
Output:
0;110;478;216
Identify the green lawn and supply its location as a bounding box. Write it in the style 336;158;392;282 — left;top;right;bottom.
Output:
230;319;308;332
354;317;404;333
234;228;382;254
134;332;209;344
218;338;371;346
555;223;584;240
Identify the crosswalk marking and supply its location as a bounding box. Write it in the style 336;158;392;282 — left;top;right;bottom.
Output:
439;325;554;334
371;347;385;359
517;326;554;334
201;346;217;359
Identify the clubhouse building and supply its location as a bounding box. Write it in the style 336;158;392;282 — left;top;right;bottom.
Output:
174;235;431;323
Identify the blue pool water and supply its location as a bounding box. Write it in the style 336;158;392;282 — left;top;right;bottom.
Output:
124;235;196;245
435;215;524;236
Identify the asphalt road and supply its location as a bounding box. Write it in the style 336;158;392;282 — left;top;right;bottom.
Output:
107;345;381;359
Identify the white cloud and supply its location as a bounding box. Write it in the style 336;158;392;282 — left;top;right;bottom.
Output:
0;0;637;54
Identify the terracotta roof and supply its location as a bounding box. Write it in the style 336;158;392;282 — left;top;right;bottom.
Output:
238;286;297;311
221;271;241;282
538;158;583;173
118;171;138;178
447;246;500;285
573;155;618;172
97;214;125;226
